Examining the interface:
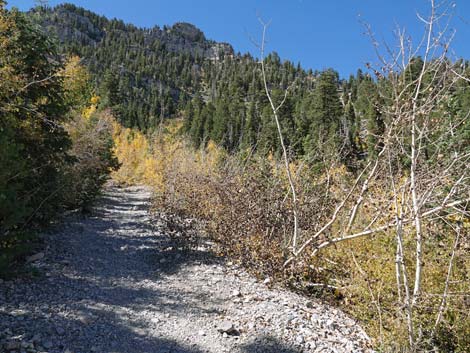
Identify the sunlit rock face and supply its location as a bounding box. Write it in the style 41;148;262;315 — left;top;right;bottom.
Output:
33;5;234;60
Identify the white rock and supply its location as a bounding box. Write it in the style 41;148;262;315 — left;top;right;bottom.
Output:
217;321;239;335
10;309;27;316
231;290;241;297
26;252;44;263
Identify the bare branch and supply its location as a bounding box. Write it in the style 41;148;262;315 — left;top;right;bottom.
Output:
258;18;299;253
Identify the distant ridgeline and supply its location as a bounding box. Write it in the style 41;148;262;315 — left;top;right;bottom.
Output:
30;4;470;162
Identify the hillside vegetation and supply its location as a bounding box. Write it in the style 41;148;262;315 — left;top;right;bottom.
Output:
0;2;118;275
1;1;469;352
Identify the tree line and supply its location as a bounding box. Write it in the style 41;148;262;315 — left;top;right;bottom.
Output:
31;4;469;171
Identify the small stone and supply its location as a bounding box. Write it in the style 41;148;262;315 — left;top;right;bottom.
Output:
56;327;65;336
10;309;27;317
26;252;44;263
311;314;319;323
134;328;147;336
78;316;91;325
217;321;239;336
198;330;206;336
263;277;271;285
222;332;228;338
231;290;241;297
287;314;296;323
159;258;166;264
296;335;305;344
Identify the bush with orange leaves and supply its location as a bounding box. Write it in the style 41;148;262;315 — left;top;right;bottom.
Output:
149;129;336;280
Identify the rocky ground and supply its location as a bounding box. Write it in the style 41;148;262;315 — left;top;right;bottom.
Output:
0;186;374;353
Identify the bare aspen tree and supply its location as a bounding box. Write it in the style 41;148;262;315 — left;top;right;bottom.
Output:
432;222;461;337
280;1;468;350
258;19;300;253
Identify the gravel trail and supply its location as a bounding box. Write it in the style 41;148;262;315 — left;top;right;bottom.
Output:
0;186;374;353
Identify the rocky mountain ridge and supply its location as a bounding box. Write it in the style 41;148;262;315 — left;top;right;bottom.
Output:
26;3;237;128
32;4;234;60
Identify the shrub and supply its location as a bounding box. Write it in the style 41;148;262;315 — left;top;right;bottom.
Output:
62;107;120;210
1;5;71;275
0;8;119;274
144;124;469;352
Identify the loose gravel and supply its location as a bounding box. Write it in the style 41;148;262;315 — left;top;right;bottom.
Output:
0;186;374;353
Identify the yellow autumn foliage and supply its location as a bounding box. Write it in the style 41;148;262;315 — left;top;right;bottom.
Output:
111;123;154;185
59;55;92;108
81;95;100;120
111;119;226;193
108;116;469;352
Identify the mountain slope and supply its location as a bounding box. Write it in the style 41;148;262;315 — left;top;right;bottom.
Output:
33;3;447;163
32;4;356;158
31;4;234;129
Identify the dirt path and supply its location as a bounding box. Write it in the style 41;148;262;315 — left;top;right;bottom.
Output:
0;186;373;353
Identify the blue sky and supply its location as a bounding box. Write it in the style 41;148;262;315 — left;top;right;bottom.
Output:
7;0;470;78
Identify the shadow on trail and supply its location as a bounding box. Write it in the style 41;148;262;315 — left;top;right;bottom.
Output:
0;187;303;353
0;309;207;353
241;336;304;353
